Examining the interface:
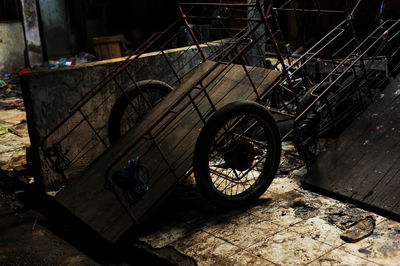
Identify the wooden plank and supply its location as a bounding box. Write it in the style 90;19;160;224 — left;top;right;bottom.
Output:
56;60;282;242
363;143;400;210
303;115;379;197
304;74;400;217
345;95;400;202
55;61;217;242
305;81;400;196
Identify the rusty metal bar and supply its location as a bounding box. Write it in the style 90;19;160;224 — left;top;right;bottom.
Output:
122;69;154;109
178;4;207;62
188;93;206;125
295;19;400;122
111;190;140;224
160;49;182;84
184;15;262;22
178;2;256;7
148;133;179;180
238;57;260;99
256;1;298;106
78;110;108;148
273;8;344;13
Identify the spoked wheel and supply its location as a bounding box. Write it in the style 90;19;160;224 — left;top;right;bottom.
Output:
193;101;281;208
108;80;173;143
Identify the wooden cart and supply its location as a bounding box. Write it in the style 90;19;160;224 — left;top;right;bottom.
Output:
38;1;400;242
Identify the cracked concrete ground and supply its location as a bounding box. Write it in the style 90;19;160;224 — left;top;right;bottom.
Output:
135;145;400;265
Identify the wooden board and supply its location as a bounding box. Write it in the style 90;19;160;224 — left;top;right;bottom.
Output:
303;74;400;216
55;60;282;242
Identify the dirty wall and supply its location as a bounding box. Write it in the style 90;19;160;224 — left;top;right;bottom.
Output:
0;22;25;73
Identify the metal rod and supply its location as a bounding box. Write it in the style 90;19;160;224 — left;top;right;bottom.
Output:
256;1;298;105
178;2;256;7
295;19;400;122
178;4;207;61
273;8;344;13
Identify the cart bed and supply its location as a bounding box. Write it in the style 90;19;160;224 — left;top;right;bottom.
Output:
56;60;281;242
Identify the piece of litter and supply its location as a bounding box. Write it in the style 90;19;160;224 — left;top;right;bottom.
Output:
8;100;23;107
0;126;9;135
340;216;375;243
291;197;307;207
0;79;6;88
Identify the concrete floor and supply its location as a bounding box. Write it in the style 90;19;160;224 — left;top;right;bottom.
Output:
135;144;400;265
2;85;400;265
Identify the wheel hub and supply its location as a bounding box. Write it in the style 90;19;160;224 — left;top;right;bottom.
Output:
223;140;255;171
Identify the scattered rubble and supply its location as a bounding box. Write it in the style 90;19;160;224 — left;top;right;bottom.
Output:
0;75;30;172
323;206;371;231
340;215;376;243
279;142;304;175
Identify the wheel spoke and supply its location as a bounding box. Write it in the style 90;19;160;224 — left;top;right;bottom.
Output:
194;101;281;207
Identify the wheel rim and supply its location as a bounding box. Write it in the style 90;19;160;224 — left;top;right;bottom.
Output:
207;113;274;198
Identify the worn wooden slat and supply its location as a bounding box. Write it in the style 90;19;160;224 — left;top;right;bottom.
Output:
55;61;218;242
56;60;282;242
304;74;400;217
363;143;400;210
305;81;400;193
346;96;400;202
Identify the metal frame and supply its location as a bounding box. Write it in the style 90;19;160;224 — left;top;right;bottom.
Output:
38;0;400;222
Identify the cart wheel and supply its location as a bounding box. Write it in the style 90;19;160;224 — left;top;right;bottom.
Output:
108;80;173;143
193;101;281;208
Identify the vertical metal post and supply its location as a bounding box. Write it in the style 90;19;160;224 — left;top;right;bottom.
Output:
178;4;207;62
247;0;266;67
256;0;299;105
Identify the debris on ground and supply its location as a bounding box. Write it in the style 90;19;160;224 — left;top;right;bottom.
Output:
324;206;370;231
48;52;97;70
0;126;8;135
290;197;320;220
279;142;304;174
290;166;308;178
340;215;376;243
0;79;6;89
133;166;400;265
0;75;29;171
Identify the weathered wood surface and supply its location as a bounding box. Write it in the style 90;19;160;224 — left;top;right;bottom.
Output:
304;74;400;215
56;60;282;242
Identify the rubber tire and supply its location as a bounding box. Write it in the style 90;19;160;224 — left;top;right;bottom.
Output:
108;80;173;144
193;100;281;208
